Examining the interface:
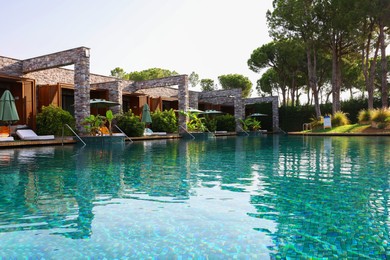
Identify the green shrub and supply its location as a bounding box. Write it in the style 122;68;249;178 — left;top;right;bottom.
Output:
215;114;236;132
151;109;177;133
332;111;350;127
36;105;75;136
116;110;144;137
204;116;217;132
309;115;323;130
241;117;261;131
370;108;390;123
357;109;371;124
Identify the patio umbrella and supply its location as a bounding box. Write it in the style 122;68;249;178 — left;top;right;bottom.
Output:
174;107;204;113
0;90;19;125
199;110;224;115
141;104;152;124
248;113;268;117
188;107;203;113
90;99;120;108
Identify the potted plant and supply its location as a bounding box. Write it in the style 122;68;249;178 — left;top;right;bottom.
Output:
239;117;262;136
82;114;105;136
105;110;115;135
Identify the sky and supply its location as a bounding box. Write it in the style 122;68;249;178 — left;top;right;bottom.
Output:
1;0;273;93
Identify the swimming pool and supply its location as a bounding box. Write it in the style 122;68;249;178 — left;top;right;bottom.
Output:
0;136;389;259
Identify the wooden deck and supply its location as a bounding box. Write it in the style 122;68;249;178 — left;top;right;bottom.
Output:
0;137;77;148
0;132;248;148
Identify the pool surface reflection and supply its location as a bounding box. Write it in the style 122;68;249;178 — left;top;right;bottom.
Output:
0;136;389;259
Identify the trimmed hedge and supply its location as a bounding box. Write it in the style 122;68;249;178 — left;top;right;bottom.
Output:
36;105;75;136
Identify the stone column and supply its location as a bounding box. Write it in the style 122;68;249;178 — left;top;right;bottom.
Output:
74;56;90;133
178;75;189;134
189;91;199;109
108;81;122;114
234;95;244;132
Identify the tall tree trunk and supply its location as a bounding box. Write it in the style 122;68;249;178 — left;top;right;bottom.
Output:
331;33;342;114
367;37;381;109
290;73;296;107
306;85;311;105
379;20;388;108
306;46;321;118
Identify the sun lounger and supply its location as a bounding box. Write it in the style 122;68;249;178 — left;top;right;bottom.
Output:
0;136;14;141
16;129;55;140
144;128;167;136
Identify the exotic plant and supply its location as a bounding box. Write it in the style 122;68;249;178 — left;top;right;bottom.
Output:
370;108;390;123
241;117;261;131
332;111;349;127
36;105;75;136
370;108;390;129
82;114;105;136
115;109;145;137
309;115;324;130
357;109;371;124
105;110;115;135
180;111;207;132
151;109;177;133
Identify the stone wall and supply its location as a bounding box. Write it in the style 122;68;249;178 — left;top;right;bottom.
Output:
245;97;279;132
91;81;122;114
136;87;179;98
199;89;244;132
21;47;91;132
0;56;23;77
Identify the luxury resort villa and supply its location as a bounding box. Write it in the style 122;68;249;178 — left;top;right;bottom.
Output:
0;47;280;135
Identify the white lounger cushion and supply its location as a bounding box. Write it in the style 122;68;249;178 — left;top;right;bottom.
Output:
0;136;14;142
16;129;54;140
144;128;167;136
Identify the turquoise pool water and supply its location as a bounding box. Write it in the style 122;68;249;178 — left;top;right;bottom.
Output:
0;136;389;259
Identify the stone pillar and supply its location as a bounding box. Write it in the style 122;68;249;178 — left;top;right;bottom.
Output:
74;56;90;133
272;99;279;132
178;75;189;134
234;95;244;132
189;91;199;109
109;81;122;114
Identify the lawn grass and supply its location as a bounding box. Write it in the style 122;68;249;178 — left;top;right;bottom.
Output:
311;124;371;133
300;123;390;133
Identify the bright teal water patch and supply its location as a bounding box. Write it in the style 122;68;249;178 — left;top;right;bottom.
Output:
0;136;389;259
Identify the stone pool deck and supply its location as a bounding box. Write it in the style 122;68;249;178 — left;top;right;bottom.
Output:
0;132;241;148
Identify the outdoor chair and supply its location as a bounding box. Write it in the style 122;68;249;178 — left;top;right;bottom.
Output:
16;129;54;140
144;128;167;136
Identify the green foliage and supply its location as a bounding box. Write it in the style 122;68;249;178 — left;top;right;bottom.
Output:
115;110;145;137
110;67;127;79
36;105;75;136
241;117;261;131
83;114;105;136
370;108;390;123
357;109;371;123
127;68;178;81
215;114;236;132
188;72;200;88
105;110;115;135
332;111;350;127
203;116;217;132
218;74;252;98
200;79;215;92
309;115;324;130
180;111;207;132
151;109;177;133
